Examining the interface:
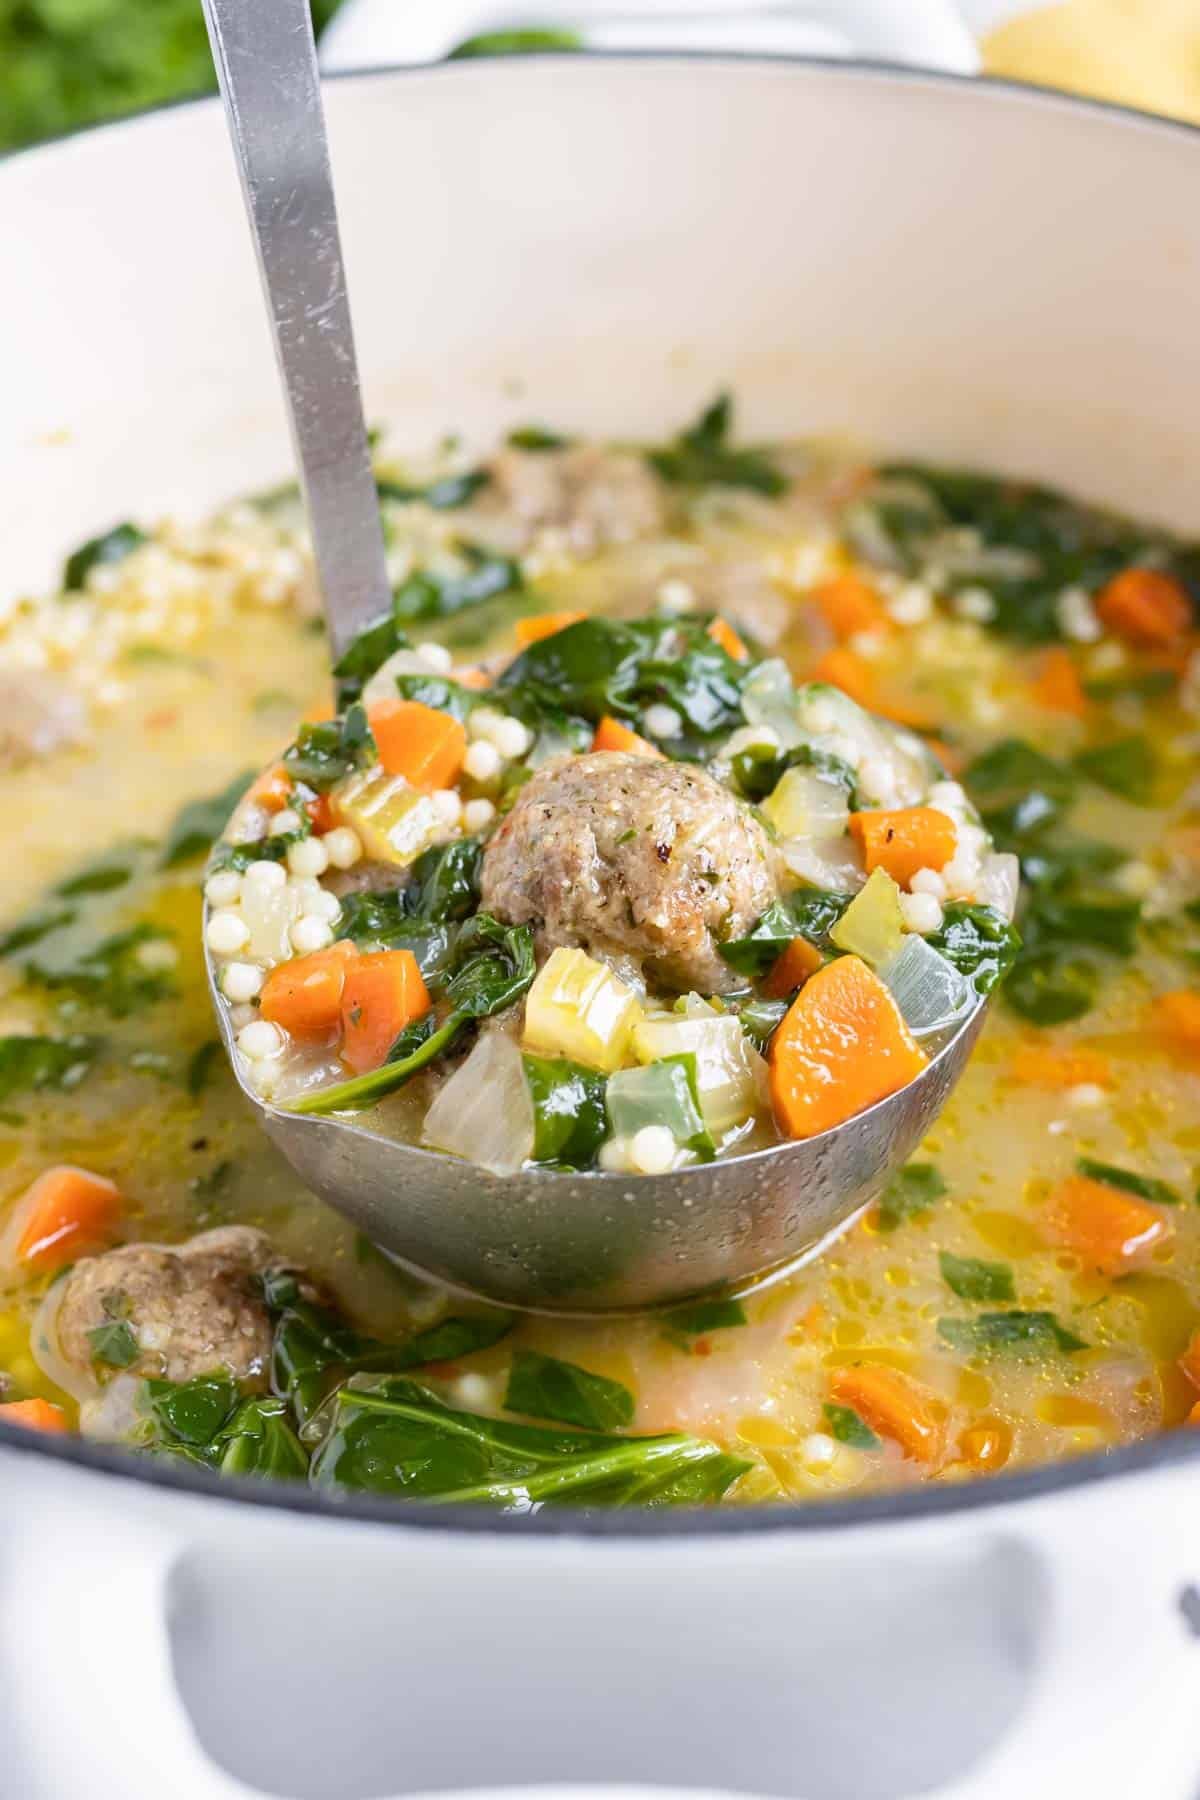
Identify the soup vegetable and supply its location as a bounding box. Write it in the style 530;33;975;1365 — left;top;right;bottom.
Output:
0;398;1197;1507
204;606;1018;1168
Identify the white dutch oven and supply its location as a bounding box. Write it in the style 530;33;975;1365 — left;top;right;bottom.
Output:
3;55;1200;1800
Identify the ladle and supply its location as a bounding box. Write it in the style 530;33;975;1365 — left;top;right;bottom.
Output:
199;0;988;1311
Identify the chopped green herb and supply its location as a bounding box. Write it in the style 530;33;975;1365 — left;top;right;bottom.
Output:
1075;1158;1180;1206
937;1310;1086;1357
938;1252;1016;1304
0;1034;100;1103
877;1163;948;1231
649;394;788;497
64;522;146;591
376;468;488;510
822;1403;880;1450
283;704;373;790
162;771;257;866
663;1297;748;1337
88;1319;139;1369
448;27;584;57
392;546;522;624
506;425;570;450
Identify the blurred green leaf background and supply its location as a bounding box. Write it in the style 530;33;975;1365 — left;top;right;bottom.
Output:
0;0;343;152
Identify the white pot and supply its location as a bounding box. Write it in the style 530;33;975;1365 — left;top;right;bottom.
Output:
2;58;1200;1800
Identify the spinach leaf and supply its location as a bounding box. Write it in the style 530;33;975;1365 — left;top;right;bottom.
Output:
270;1296;386;1427
161;770;256;867
964;738;1077;806
938;1252;1015;1304
731;741;859;807
286;915;536;1115
1003;945;1101;1026
733;995;789;1050
1075;1157;1180;1206
877;1162;947;1231
1020;837;1124;891
1022;891;1141;957
333;616;411;706
186;1039;222;1097
504;1349;635;1432
55;841;148;896
24;922;176;1016
64;521;146;591
218;1397;308;1480
0;905;76;957
389;674;476;722
283;703;373;790
523;1055;608;1168
395;1313;515;1367
310;1375;748;1506
720;890;853;978
925;904;1021;995
649;394;788;497
335;898;456;982
376;469;489;510
405;837;483;923
448;27;584;56
392;546;522;623
662;1297;748;1337
0;1033;99;1102
1083;668;1177;702
822;1403;880;1450
937;1310;1086;1357
1074;735;1156;804
88;1319;140;1369
506;425;571;450
145;1374;239;1448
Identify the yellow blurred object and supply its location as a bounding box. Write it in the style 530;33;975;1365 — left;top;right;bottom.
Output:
983;1;1200;125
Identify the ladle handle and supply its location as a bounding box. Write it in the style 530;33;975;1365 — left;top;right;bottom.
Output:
200;0;391;658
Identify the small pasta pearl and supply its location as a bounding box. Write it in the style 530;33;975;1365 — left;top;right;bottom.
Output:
204;869;242;907
463;740;502;782
630;1125;676;1175
290;914;334;954
492;717;531;759
415;641;453;672
287;836;329;877
430;788;462;827
243;859;287;893
222;961;264;1002
322;827;362;869
205;910;250;955
237;1020;284;1060
643;703;683;740
463;798;496;833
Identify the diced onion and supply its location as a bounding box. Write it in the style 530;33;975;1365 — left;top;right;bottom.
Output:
880;935;975;1038
780;837;866;891
977;851;1021;922
607;1061;705;1150
763;767;850;842
829;867;905;967
423;1029;535;1174
741;659;804;748
631;1008;763;1135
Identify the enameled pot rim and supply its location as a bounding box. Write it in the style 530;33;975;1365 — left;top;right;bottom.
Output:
4;51;1200;1529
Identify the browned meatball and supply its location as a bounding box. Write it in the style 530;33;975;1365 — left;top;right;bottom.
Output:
55;1226;278;1388
476;445;666;555
481;752;779;994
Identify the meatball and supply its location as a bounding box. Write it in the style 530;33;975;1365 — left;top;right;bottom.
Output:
0;671;86;767
481;752;779;994
55;1226;278;1389
476;445;666;555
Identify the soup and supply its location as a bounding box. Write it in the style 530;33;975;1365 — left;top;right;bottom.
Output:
0;399;1197;1505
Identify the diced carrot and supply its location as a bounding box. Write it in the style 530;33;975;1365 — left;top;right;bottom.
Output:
1179;1328;1200;1393
769;955;928;1139
305;792;337;834
762;935;823;999
514;610;585;648
1153;990;1200;1055
368;699;467;792
812;573;892;642
959;1420;1011;1471
260;940;358;1039
830;1365;944;1464
707;616;750;661
849;807;957;888
1031;647;1087;717
591;716;663;757
458;668;492;692
0;1398;67;1434
340;949;432;1075
811;647;929;728
1044;1174;1172;1275
9;1166;121;1272
1188;1401;1200;1428
246;762;294;815
1009;1043;1113;1090
1095;568;1192;649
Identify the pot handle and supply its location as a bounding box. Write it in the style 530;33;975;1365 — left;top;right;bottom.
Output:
946;1457;1200;1798
318;0;980;78
0;1453;242;1800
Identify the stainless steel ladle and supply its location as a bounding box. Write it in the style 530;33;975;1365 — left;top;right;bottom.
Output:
199;0;988;1312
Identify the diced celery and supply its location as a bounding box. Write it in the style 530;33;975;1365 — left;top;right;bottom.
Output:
423;1029;534;1174
332;766;441;866
631;1007;763;1135
762;766;850;842
829;867;904;967
606;1055;712;1157
522;947;643;1073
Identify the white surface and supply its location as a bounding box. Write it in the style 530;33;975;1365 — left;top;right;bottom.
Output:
319;0;979;76
3;53;1200;1800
